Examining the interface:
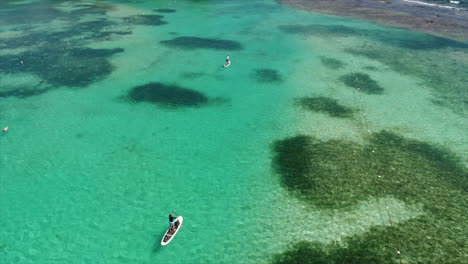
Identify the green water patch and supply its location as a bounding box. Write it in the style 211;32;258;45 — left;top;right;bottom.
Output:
295;96;354;118
252;68;283;83
363;66;379;71
339;72;384;94
278;24;357;37
160;37;243;50
69;47;124;58
272;239;395;264
153;8;176;13
319;56;345;70
0;1;116;26
65;2;115;15
67;20;132;41
271;131;467;263
180;71;207;80
125;82;224;109
124;15;167;26
0;83;54;98
0;1;62;25
345;46;468;114
277;23;468;50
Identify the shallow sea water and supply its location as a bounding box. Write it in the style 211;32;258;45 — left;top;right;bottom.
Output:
0;0;467;263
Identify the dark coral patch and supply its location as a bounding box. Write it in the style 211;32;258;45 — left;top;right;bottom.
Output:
68;48;124;58
272;131;467;207
273;240;394;264
368;130;467;188
0;47;123;88
0;85;54;99
160;37;242;50
381;31;468;50
272;135;316;196
153;8;176;13
278;24;358;37
124;15;167;26
363;66;379;71
44;55;116;87
339;72;384;94
272;135;373;206
295;96;354;118
271;131;468;263
70;19;132;40
319;56;345;70
252;69;283;83
345;46;468;114
127;82;209;108
0;2;131;93
68;3;115;15
180;72;206;79
278;24;468;50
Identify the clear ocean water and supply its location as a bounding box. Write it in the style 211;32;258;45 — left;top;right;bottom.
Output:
0;0;467;263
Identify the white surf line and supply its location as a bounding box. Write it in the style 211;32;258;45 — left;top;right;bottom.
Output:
401;0;463;10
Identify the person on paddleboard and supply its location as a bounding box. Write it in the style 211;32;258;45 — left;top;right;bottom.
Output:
224;55;231;67
169;210;177;231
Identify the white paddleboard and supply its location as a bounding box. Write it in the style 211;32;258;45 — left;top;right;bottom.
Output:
224;60;231;68
161;216;183;246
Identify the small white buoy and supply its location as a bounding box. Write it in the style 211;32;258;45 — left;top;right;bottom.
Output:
20;60;24;65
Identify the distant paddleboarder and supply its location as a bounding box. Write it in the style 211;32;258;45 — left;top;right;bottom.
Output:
2;126;9;132
224;55;231;68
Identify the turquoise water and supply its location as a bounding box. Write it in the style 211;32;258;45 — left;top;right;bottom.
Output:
1;0;467;263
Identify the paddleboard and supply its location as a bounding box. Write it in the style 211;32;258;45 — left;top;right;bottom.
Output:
161;216;183;246
224;60;231;68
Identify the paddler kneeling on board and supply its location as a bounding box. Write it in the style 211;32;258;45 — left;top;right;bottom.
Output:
169;210;177;231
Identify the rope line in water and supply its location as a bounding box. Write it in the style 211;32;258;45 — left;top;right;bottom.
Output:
352;73;404;264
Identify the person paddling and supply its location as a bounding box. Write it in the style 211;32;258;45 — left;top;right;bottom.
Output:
224;55;231;67
168;210;177;231
2;126;8;132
